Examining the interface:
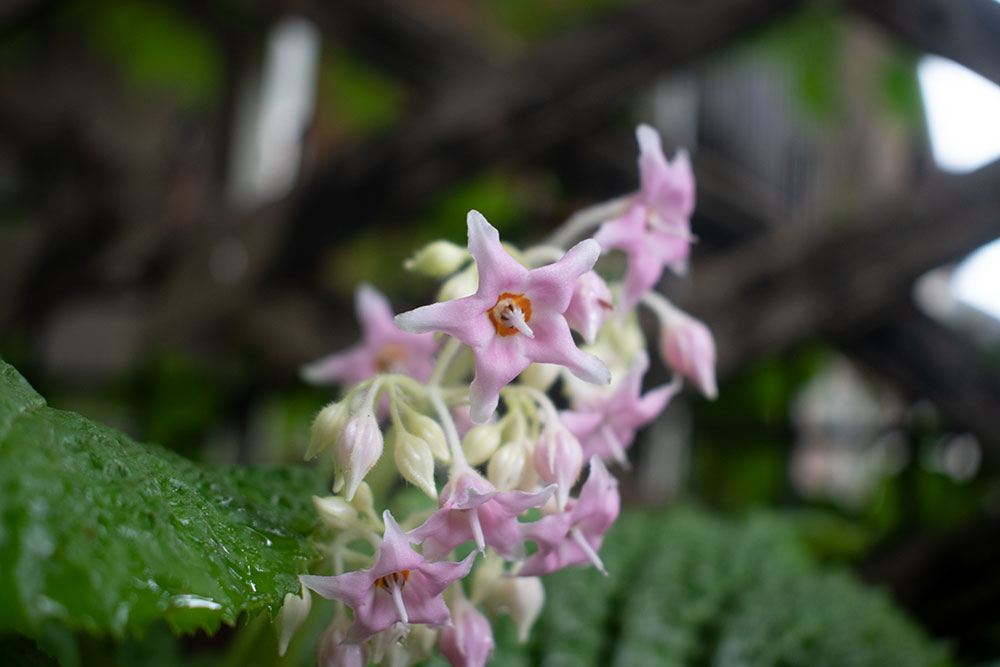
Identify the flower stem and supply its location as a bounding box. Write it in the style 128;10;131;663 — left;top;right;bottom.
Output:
430;336;463;386
547;194;632;249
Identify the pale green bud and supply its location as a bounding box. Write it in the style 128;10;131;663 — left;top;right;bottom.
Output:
404;410;450;462
462;423;502;466
347;481;380;527
437;265;479;302
306;400;348;460
404;240;470;278
519;363;560;392
498;576;545;643
488;441;528;491
312;495;358;531
275;583;312;656
394;431;438;499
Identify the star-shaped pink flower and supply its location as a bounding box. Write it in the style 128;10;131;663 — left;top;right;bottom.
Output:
518;457;620;577
560;351;680;466
408;467;554;561
395;210;610;423
594;124;695;311
301;511;475;643
301;283;439;386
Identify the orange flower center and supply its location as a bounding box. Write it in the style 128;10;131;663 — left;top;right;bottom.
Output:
375;343;409;373
374;570;410;591
488;293;532;337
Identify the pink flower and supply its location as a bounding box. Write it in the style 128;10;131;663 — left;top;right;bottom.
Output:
519;457;620;577
594;124;695;311
301;511;475;642
563;270;615;344
395;210;610;423
560;351;680;466
301;283;438;385
408;467;554;561
438;593;494;667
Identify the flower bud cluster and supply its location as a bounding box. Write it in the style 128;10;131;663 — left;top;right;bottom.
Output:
288;124;718;666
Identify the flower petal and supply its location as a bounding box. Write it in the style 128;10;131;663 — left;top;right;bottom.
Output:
593;204;644;253
524;239;600;312
394;295;495;348
469;338;532;423
355;283;398;342
299;346;373;386
521;313;610;386
467;210;528;297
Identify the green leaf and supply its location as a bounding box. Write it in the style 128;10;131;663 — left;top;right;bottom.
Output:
511;507;952;667
0;360;323;638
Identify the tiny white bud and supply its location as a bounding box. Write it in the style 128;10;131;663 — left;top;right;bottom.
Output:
307;400;349;460
488;441;528;491
404;411;450;462
334;409;383;502
499;576;545;644
534;427;584;510
394;431;438;499
403;240;470;277
462;423;502;466
275;583;312;656
347;482;380;526
312;495;358;531
519;363;560;393
437;264;479;302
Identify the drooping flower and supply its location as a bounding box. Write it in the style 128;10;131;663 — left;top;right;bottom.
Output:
395;210;610;423
563;270;614;344
659;309;718;400
560;351;680;466
533;425;584;510
408;466;554;561
519;457;620;577
301;511;475;642
438;590;494;667
301;283;438;385
594;124;695;311
314;611;367;667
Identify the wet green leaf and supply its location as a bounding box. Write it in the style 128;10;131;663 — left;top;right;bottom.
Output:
0;360;323;638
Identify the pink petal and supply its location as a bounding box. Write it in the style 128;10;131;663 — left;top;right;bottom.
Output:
301;570;372;610
560;409;605;440
490;485;556;516
469;337;532;423
369;511;424;577
394;295;495;348
300;346;373;386
620;243;665;313
521;313;610;386
466;210;528;298
523;239;600;312
628;381;681;427
415;551;477;597
355;283;399;342
593;204;644;253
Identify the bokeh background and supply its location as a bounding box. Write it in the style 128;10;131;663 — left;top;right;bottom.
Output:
3;0;1000;664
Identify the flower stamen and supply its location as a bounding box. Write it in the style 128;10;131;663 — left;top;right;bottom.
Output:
488;293;534;338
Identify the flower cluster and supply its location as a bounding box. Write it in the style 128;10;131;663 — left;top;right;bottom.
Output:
285;124;717;666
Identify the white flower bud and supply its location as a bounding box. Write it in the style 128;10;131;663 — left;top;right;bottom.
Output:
519;363;560;392
498;576;545;643
306;400;349;460
488;441;528;491
394;431;438;499
534;427;584;510
403;240;470;278
275;583;311;656
437;264;479;302
312;495;358;531
462;423;502;466
404;411;450;462
347;482;381;527
333;408;383;502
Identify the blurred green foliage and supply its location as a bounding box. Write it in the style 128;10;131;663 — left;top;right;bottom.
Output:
59;0;221;107
482;507;951;666
0;360;323;657
316;47;408;134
